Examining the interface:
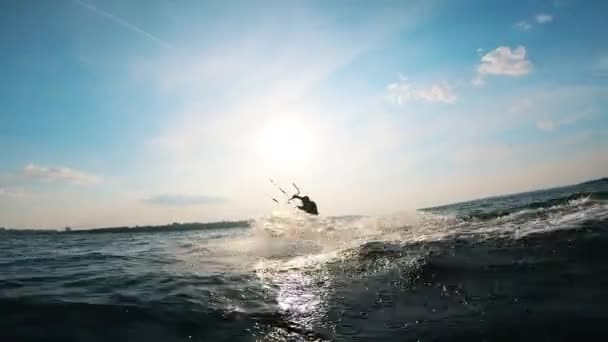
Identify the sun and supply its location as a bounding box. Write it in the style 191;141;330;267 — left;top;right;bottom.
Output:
257;116;314;168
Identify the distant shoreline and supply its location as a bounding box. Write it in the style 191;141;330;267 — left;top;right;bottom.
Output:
0;220;252;234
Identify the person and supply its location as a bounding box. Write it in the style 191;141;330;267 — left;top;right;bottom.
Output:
291;194;319;215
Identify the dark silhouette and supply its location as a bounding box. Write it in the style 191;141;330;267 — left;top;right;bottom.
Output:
291;194;319;215
267;179;319;215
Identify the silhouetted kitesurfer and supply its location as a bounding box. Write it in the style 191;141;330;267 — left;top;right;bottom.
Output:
291;194;318;215
268;179;319;215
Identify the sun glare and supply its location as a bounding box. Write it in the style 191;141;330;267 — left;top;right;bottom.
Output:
258;116;313;168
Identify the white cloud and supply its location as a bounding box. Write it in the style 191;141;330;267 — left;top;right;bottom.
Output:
22;164;101;185
418;83;457;103
478;46;532;76
473;46;532;85
535;13;553;24
387;77;457;104
515;21;533;31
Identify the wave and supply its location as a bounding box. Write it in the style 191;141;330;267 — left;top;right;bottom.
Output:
0;297;330;342
453;191;608;221
353;215;608;283
240;190;608;276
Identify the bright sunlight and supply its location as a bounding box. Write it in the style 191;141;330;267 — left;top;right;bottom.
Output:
257;116;315;168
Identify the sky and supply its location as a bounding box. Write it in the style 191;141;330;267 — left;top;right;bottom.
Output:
1;0;607;229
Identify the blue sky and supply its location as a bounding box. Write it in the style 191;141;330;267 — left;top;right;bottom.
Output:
1;0;607;228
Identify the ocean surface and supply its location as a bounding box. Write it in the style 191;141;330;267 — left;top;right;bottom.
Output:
2;179;608;341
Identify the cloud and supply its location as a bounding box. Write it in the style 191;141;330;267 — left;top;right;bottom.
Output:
515;21;533;31
71;0;171;49
478;46;532;76
535;13;553;23
387;77;457;104
473;46;532;85
0;187;26;198
22;164;101;185
536;109;595;131
516;13;552;31
142;194;227;206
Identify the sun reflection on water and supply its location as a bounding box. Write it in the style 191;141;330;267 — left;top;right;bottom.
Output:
255;256;334;332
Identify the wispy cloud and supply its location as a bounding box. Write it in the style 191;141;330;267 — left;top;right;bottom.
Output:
536;109;595;131
0;187;26;198
142;194;227;206
473;46;532;86
535;13;553;24
515;21;533;31
72;0;171;49
22;164;101;185
387;76;457;104
515;13;553;31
